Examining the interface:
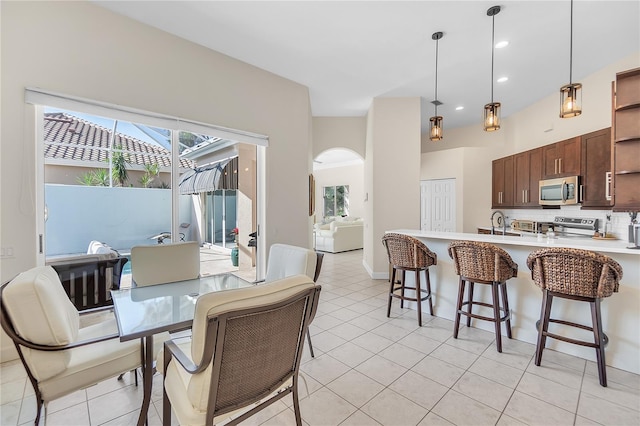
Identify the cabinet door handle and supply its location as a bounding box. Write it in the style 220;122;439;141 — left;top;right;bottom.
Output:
605;172;612;201
579;184;584;202
559;158;562;174
522;190;525;203
554;158;558;174
525;189;528;203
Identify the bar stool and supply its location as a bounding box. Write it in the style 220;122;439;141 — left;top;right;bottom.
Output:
447;240;518;352
382;233;437;326
526;247;622;387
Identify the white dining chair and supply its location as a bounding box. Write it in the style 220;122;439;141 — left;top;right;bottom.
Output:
0;266;167;425
263;243;323;357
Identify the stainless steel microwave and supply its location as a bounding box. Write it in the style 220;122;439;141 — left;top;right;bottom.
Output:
539;176;580;206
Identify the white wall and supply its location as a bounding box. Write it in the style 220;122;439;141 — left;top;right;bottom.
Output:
421;53;640;233
364;98;422;276
314;163;365;220
1;1;313;283
312;117;366;159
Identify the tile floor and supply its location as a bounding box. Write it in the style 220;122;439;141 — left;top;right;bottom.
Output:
2;250;639;425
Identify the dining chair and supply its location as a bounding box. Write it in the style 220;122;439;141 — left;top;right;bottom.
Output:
263;243;323;357
0;266;167;425
131;241;200;286
160;274;321;426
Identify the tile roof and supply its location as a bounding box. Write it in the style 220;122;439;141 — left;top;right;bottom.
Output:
43;112;194;169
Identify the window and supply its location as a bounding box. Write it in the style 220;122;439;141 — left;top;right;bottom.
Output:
28;87;268;280
323;185;349;217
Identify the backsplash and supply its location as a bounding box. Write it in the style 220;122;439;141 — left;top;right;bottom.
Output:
501;206;638;241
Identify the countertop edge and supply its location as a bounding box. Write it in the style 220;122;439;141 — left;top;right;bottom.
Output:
387;229;640;255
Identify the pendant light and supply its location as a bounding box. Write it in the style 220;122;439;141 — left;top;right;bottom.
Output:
429;31;444;141
560;0;582;118
484;6;501;132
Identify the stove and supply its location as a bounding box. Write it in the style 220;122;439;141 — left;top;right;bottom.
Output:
552;216;599;238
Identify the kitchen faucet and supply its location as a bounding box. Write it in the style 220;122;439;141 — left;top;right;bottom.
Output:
491;210;506;235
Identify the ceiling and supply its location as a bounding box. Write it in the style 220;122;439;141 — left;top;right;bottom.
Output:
94;1;639;134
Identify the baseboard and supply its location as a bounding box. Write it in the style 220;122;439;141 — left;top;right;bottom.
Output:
362;260;388;280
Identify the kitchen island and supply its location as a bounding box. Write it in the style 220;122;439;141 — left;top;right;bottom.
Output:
388;229;640;375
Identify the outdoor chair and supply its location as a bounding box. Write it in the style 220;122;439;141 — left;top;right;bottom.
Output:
262;243;323;357
160;275;321;426
131;241;200;287
0;266;167;425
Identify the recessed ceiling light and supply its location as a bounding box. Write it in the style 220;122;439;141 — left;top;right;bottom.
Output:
495;40;509;49
455;106;464;111
497;76;509;83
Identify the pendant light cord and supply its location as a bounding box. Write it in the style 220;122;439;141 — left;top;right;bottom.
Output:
569;0;574;84
434;37;439;115
491;13;495;103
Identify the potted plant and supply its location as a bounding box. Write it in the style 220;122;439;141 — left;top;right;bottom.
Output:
231;227;239;266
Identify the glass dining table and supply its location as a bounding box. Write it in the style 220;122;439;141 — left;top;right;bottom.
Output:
111;273;253;426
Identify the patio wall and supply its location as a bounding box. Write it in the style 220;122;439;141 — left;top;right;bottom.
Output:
45;184;193;256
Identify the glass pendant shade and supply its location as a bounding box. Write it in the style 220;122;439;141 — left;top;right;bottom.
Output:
560;83;582;118
429;115;443;141
484;102;501;132
560;0;582;118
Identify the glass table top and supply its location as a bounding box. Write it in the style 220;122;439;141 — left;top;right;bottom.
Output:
111;273;252;340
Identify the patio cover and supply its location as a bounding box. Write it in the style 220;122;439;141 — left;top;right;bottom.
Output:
178;159;231;194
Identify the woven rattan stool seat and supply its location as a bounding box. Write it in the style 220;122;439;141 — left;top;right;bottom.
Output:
448;240;518;353
527;247;623;387
382;233;437;326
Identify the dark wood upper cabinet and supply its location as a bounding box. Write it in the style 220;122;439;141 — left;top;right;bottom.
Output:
542;137;581;179
613;67;640;212
514;147;542;207
581;128;612;208
492;156;514;208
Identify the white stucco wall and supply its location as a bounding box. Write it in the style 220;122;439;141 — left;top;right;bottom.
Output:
1;1;313;282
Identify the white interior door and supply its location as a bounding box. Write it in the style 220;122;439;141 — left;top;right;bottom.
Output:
421;179;456;232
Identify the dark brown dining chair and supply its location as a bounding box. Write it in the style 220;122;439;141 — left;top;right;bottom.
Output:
382;233;437;326
527;247;622;387
448;240;518;352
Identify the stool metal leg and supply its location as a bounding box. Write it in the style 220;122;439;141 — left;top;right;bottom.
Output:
491;281;503;352
400;270;406;309
415;270;422;327
591;298;607;387
535;290;553;366
453;277;465;338
387;267;396;318
501;281;512;339
425;269;434;316
466;282;474;327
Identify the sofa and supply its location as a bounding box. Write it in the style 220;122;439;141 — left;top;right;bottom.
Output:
314;217;364;253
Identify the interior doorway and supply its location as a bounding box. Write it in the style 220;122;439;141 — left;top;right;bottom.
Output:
420;178;456;232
